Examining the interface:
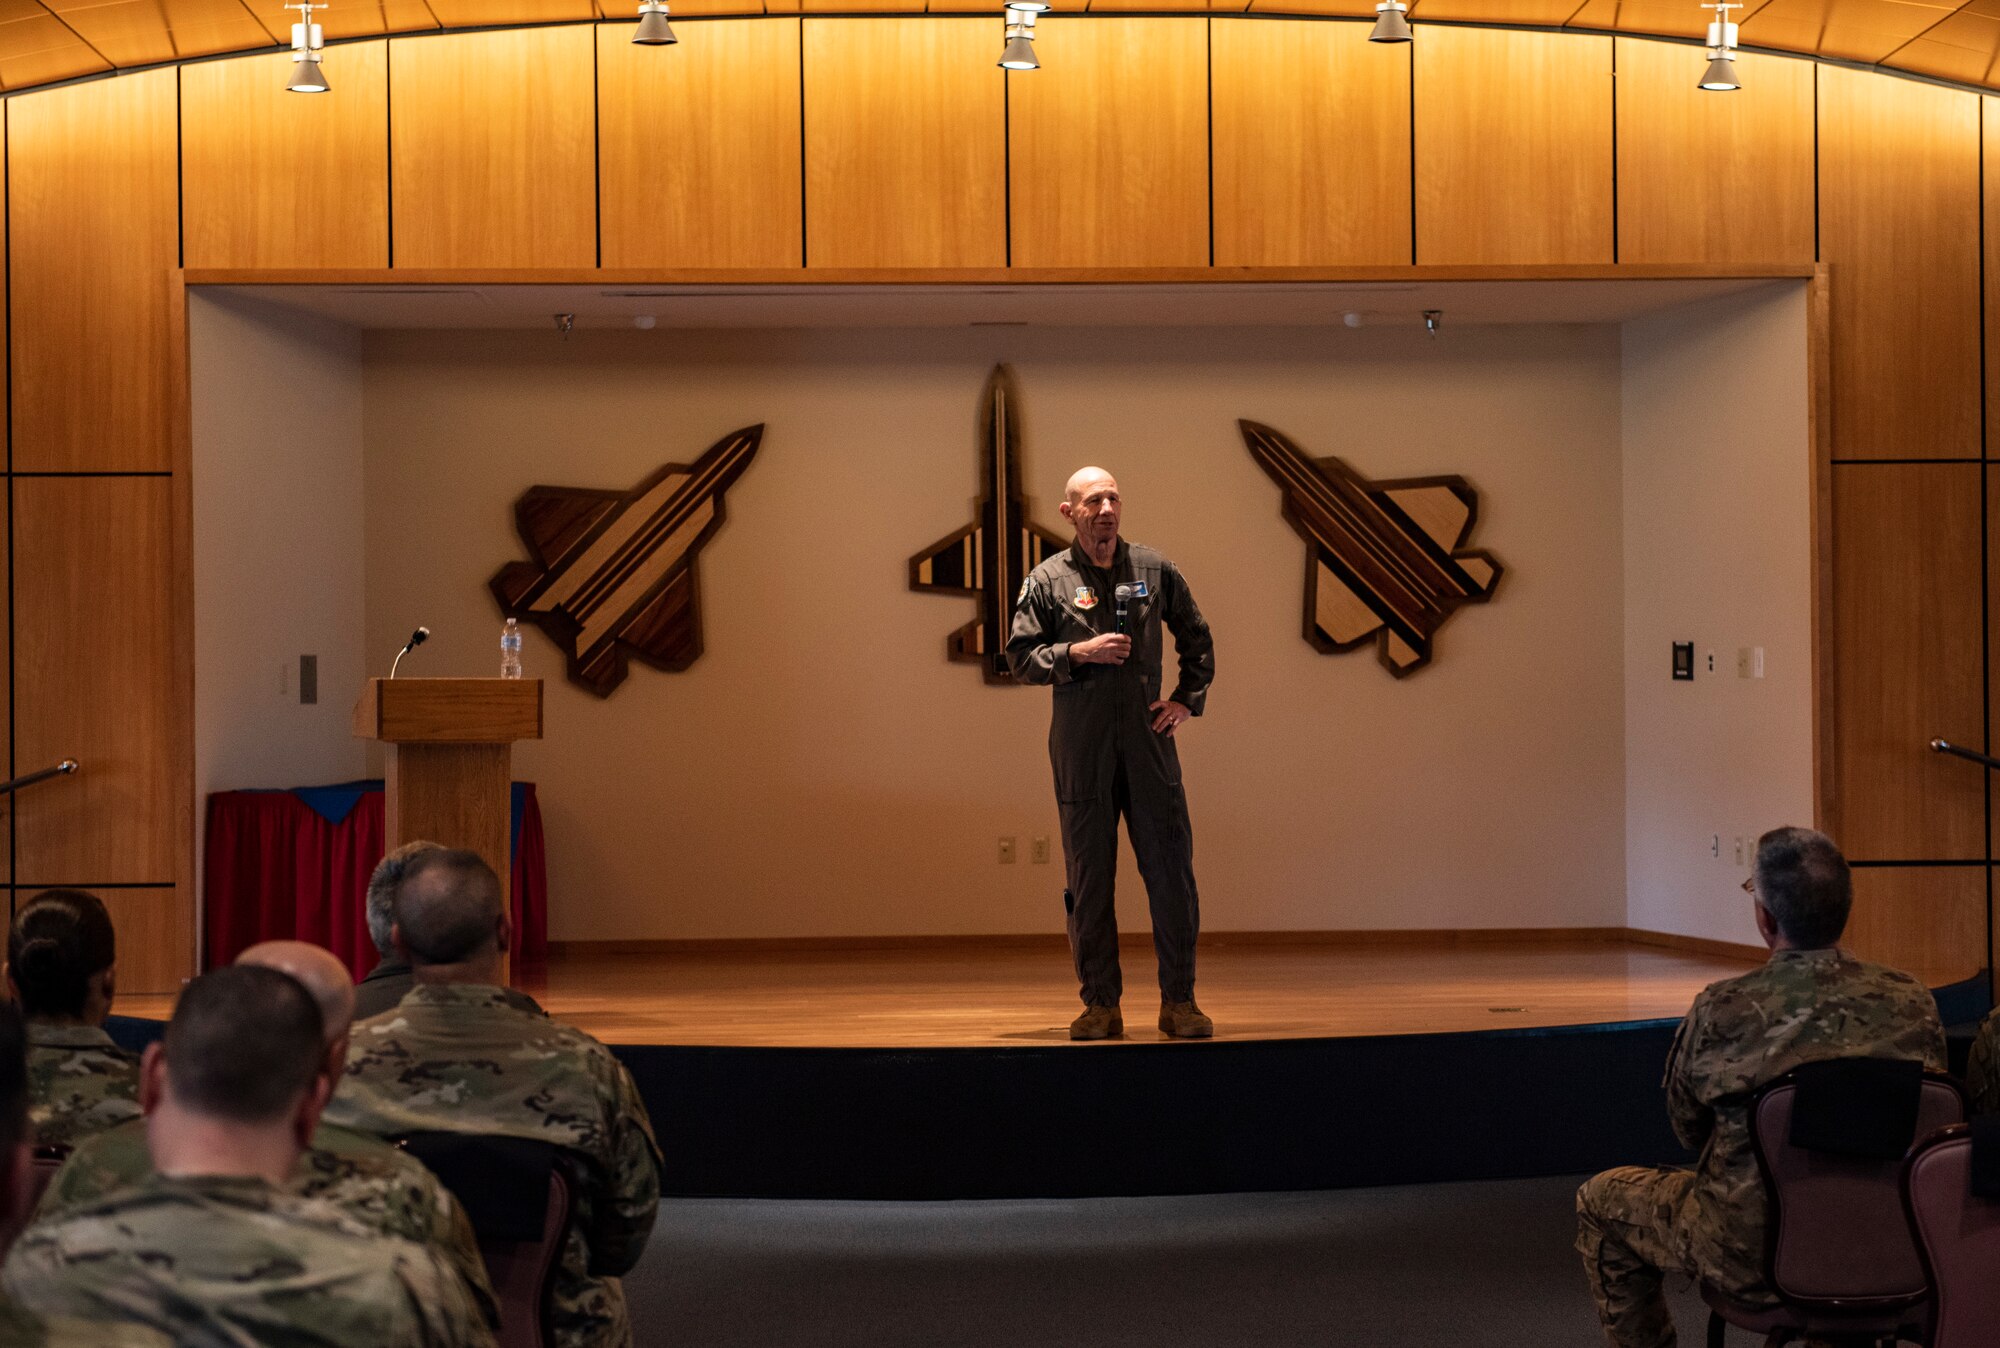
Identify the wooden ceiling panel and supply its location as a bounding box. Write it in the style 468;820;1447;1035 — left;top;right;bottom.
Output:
1880;0;2000;84
420;0;591;24
41;0;280;67
1410;0;1583;25
237;0;441;41
0;0;1994;93
0;19;110;88
1089;0;1247;12
1566;0;1775;39
1741;0;1964;64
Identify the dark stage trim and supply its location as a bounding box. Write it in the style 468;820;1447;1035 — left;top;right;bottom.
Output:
102;971;1991;1203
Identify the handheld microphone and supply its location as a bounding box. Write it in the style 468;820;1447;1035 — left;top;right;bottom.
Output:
1114;584;1135;636
389;626;430;680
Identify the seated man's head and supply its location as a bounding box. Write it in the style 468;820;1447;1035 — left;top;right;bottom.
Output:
393;848;509;978
5;888;117;1026
1749;827;1852;952
141;966;328;1170
236;941;356;1082
364;841;442;962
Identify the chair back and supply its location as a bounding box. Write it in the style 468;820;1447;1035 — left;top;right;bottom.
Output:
1752;1069;1963;1306
1903;1125;2000;1348
400;1133;573;1348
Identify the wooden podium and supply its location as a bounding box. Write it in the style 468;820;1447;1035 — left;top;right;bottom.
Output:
353;678;543;981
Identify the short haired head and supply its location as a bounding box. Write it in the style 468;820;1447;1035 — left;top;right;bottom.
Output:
395;849;505;967
1751;827;1852;949
7;888;115;1020
365;840;444;959
162;966;324;1124
236;940;356;1046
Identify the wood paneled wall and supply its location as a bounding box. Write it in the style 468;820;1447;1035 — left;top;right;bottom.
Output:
6;71;191;991
1210;20;1411;266
1414;27;1614;264
11;18;2000;989
1008;16;1210;268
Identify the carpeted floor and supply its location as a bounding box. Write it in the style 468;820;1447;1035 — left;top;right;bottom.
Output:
620;1173;1718;1347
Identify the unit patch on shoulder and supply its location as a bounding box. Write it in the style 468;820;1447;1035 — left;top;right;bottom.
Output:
1017;577;1032;605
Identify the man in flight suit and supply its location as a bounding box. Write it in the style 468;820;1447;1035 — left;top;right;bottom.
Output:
1007;466;1216;1041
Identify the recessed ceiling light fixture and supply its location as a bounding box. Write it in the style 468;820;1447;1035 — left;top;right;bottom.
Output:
1369;0;1411;43
285;1;329;93
1699;1;1741;91
999;7;1040;70
634;0;677;45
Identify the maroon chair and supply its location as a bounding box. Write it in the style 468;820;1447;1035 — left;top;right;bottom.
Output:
399;1133;574;1348
1701;1070;1964;1347
1903;1125;2000;1348
480;1167;572;1348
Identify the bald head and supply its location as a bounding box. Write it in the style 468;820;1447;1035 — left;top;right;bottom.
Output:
395;849;506;969
1060;467;1122;557
1065;467;1117;506
236;941;356;1045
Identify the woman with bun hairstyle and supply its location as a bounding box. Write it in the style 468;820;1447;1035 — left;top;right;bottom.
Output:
4;889;139;1148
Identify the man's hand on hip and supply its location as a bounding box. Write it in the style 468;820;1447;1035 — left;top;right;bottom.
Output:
1071;633;1131;665
1150;700;1193;735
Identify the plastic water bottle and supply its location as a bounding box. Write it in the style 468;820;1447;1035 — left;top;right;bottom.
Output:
501;618;523;680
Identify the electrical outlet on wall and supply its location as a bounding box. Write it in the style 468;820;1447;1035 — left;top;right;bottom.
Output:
1031;836;1050;864
998;837;1017;864
1733;836;1746;866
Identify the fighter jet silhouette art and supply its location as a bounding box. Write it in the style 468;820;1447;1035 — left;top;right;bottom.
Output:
490;425;762;697
1240;420;1502;678
910;366;1068;684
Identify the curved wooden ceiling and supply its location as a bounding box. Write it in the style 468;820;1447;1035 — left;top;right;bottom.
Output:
0;0;1994;97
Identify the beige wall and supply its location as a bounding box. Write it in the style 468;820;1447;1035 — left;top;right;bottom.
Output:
1620;284;1815;946
191;292;369;805
359;323;1627;941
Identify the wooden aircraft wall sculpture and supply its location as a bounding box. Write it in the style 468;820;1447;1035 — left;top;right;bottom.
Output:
490;425;763;697
910;366;1069;684
1239;420;1502;678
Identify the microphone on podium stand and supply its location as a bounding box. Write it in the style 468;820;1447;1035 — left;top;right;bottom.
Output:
389;626;430;679
1114;584;1135;636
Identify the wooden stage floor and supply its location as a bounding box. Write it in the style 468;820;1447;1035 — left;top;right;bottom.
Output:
500;937;1758;1048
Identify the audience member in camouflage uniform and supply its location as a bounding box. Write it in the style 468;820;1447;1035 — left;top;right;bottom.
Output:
324;848;663;1348
5;890;141;1149
0;999;170;1347
1574;827;1945;1348
2;964;497;1347
36;939;498;1333
355;841;442;1021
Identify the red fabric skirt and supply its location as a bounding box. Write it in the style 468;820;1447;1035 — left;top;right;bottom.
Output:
203;784;548;980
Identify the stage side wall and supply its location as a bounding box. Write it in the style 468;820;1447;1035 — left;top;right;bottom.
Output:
360;323;1626;941
191;293;369;815
1620;285;1815;947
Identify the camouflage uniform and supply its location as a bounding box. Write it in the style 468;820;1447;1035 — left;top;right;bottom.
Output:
1575;947;1945;1348
0;1296;173;1347
22;1023;140;1150
35;1116;497;1332
1965;1008;2000;1116
1;1172;496;1347
323;985;664;1348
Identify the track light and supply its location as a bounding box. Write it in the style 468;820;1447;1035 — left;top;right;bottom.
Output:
633;0;676;46
285;1;328;93
1369;0;1411;43
999;9;1038;70
1699;2;1741;91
